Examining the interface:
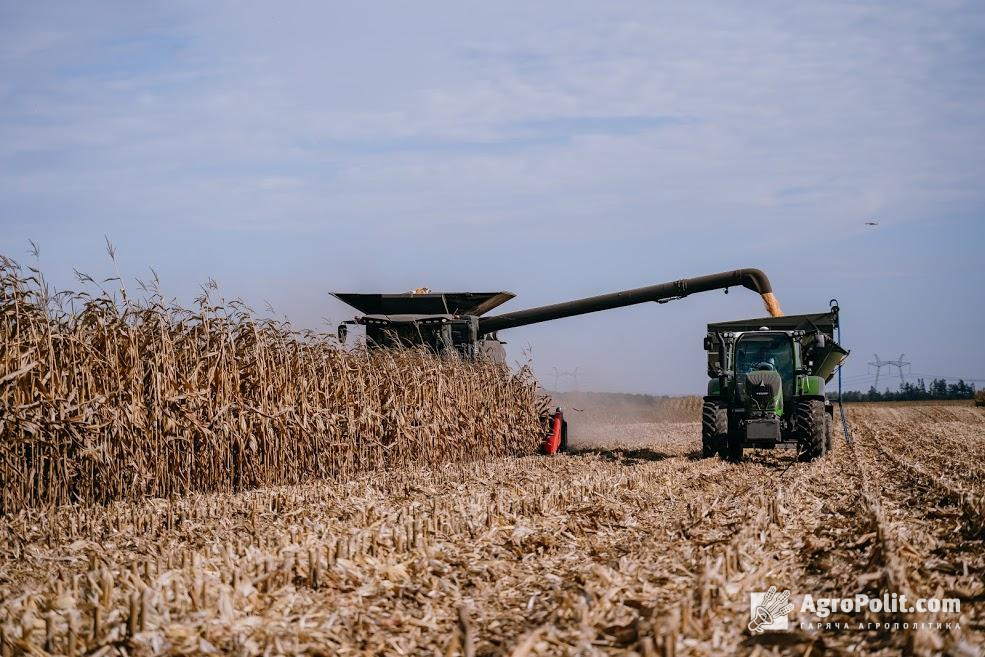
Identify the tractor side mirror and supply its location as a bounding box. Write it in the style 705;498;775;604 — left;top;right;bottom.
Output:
703;335;714;351
337;323;348;344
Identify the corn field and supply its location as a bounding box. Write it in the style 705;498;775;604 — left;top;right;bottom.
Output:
0;256;544;514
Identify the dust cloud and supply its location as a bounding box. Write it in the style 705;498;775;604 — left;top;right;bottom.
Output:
546;391;702;448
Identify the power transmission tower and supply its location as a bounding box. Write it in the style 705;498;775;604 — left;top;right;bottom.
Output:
552;367;581;392
868;353;911;390
887;354;911;385
868;354;890;390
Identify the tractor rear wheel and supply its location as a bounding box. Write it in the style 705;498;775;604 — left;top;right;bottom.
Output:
796;400;826;462
701;401;726;458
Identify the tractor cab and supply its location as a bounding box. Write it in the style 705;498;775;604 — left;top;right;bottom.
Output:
734;331;795;400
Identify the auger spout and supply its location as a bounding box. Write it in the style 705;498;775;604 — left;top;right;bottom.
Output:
479;268;779;335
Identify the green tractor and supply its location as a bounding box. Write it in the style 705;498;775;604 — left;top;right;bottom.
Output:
701;304;849;462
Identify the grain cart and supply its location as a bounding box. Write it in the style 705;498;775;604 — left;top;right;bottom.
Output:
702;306;849;462
334;269;779;454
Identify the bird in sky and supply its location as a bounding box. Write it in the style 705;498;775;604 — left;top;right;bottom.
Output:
865;221;879;226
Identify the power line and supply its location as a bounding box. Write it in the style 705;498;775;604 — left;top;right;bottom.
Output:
841;372;985;383
906;373;985;383
838;372;985;388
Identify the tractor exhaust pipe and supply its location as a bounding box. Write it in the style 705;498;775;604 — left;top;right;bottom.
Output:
479;268;780;335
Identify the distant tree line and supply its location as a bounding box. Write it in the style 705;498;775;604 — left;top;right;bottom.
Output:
841;378;977;402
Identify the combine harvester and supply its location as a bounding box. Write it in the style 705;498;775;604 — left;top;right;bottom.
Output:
334;269;847;459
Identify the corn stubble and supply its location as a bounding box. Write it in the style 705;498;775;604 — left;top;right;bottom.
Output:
3;426;713;657
0;256;544;514
2;389;984;653
4;406;980;656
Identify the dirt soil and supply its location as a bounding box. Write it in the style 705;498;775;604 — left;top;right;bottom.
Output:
1;403;983;656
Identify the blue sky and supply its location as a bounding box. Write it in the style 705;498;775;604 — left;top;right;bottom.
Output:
2;1;984;394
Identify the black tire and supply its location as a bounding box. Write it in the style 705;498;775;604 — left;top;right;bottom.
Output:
796;400;827;462
701;401;727;458
559;420;569;453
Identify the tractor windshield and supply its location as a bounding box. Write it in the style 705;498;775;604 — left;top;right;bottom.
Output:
734;333;794;381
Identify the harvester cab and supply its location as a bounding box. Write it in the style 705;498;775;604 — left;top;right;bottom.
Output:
702;307;849;462
333;268;783;455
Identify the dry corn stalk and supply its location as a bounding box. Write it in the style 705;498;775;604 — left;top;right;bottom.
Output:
0;255;544;513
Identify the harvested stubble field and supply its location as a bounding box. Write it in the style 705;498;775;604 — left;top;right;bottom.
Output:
2;402;984;657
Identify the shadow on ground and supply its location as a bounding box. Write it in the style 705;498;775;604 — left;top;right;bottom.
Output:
568;446;674;466
685;448;799;466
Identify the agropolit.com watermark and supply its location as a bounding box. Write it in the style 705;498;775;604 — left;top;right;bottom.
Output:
802;592;960;617
749;586;962;633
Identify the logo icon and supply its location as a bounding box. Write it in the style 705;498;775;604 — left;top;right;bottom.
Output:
749;586;795;632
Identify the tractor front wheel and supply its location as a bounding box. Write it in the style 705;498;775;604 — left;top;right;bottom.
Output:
701;401;727;458
796;400;827;462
